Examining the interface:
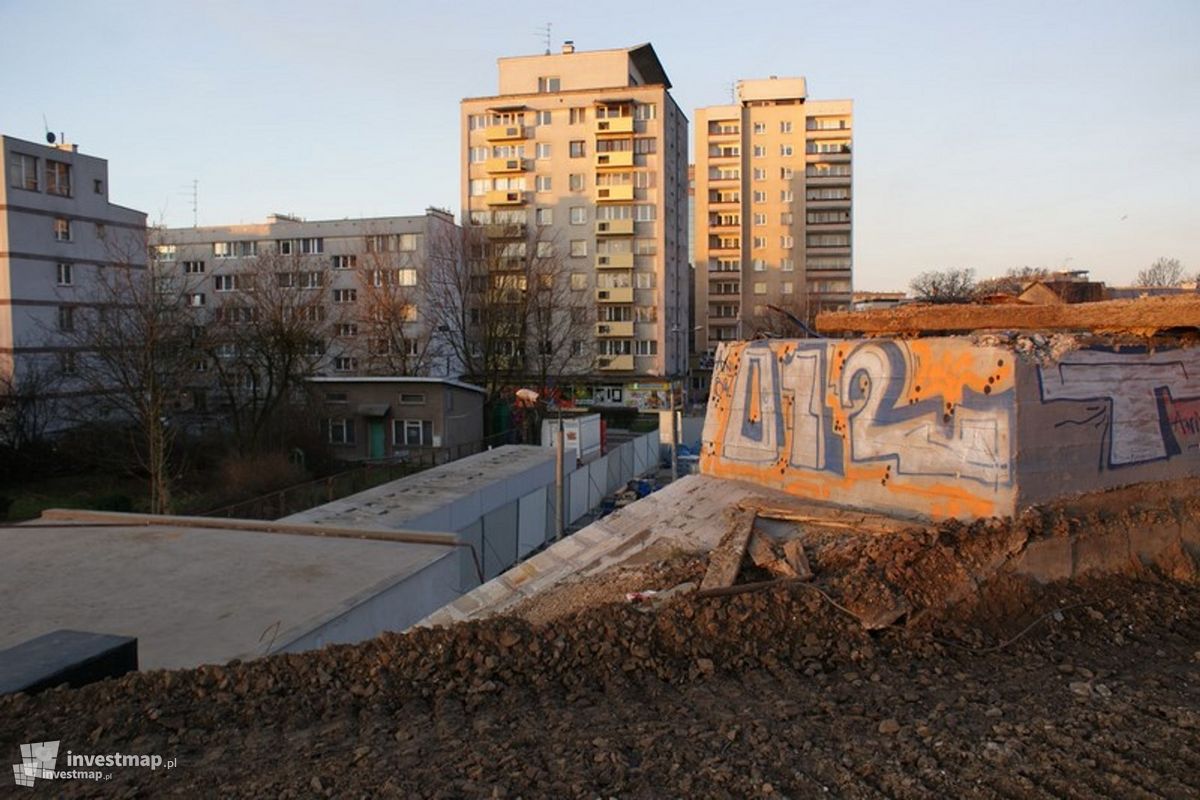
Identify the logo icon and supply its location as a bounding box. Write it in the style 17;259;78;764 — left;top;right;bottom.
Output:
11;741;59;787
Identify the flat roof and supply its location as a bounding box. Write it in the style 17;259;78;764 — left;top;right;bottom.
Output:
308;376;486;395
0;516;454;670
284;445;556;530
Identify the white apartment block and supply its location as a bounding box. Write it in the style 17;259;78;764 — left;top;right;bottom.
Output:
694;77;853;354
1;134;147;411
461;42;690;407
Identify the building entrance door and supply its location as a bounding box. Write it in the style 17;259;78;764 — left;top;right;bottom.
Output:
368;419;386;459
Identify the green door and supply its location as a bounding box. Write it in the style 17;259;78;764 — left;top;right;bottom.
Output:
368;419;386;459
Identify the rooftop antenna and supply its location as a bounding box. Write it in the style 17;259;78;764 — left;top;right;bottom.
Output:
728;82;737;103
535;22;551;54
42;114;56;145
178;180;198;227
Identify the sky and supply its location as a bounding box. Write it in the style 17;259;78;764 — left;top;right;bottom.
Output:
2;0;1197;291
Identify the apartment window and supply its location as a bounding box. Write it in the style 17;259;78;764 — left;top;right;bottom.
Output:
57;306;74;332
333;289;357;303
569;140;586;158
56;262;73;286
536;110;552;125
780;144;794;157
183;260;205;274
570;239;587;257
635;272;655;289
300;237;324;254
9;153;38;190
752;168;766;181
634;138;656;154
214;275;236;292
45;160;71;196
753;282;767;295
780;167;794;179
277;239;294;255
332;254;356;270
569;173;584;192
781;212;794;225
634;239;656;255
781;235;795;248
633;103;657;120
537;76;561;93
569;206;587;225
535;175;552;192
753;213;767;226
334;356;358;372
781;189;795;202
469;146;488;163
536;241;554;258
782;282;794;295
753;236;766;249
752;191;766;204
328;417;355;444
782;258;795;272
395;419;433;446
155;244;176;262
536;142;552;159
213;242;236;258
187;293;206;307
569;107;586;124
570;272;588;290
752;145;765;158
297;271;322;289
53;217;71;241
635;306;657;322
807;233;852;248
59;351;77;376
633;205;656;222
394;392;425;406
753;259;766;272
536;208;553;226
397;268;417;286
780;121;793;133
635;340;658;356
336;323;358;337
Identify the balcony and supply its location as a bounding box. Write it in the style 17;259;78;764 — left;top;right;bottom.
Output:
595;252;633;269
485;157;526;174
595;321;634;337
485;124;527;141
595;151;634;169
594;117;634;136
483;223;527;239
595;185;634;202
598;354;635;371
595;219;634;236
709;239;741;253
709;148;741;160
595;287;634;303
708;217;740;230
485;190;526;206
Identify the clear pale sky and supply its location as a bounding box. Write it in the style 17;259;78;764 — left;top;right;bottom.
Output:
2;0;1197;291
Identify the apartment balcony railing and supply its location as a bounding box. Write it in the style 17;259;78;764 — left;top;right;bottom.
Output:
485;124;528;142
596;185;634;202
595;321;634;337
593;117;634;136
598;354;635;371
485;157;527;174
595;287;634;303
485;190;526;206
483;223;527;239
595;151;634;169
595;219;634;236
595;252;634;269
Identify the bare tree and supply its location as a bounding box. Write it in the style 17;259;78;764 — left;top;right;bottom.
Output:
526;234;593;394
910;268;976;304
1135;257;1186;288
201;250;331;455
0;356;61;452
55;228;202;513
353;235;441;376
973;266;1052;298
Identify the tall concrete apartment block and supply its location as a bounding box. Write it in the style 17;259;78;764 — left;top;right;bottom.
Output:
461;42;690;402
158;210;460;381
694;78;852;354
1;134;146;397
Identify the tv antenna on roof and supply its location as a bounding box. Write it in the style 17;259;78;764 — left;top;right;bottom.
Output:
178;179;198;227
42;114;55;144
535;22;551;54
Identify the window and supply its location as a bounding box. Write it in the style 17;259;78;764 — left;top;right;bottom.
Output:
781;235;795;249
537;76;561;93
9;153;38;190
635;340;658;356
752;191;766;204
56;262;73;286
780;144;794;157
753;145;765;158
782;258;795;272
536;142;552;159
782;282;794;295
781;212;794;225
753;282;767;295
155;244;176;262
569;206;587;225
780;167;794;179
328;417;355;444
183;260;205;274
297;271;322;289
59;351;77;376
781;189;795;202
753;213;767;226
332;255;356;270
633;205;656;222
633;103;657;120
536;110;552;125
334;289;357;303
536;241;554;258
634;138;656;154
634;239;656;255
753;259;766;272
569;173;584;192
214;274;236;292
535;208;553;226
753;236;766;249
398;392;425;405
397;268;417;286
635;272;655;289
569;140;586;158
569;107;586;124
53;217;71;241
334;356;358;372
469;146;488;163
45;160;71;196
535;175;552;192
277;239;294;255
57;306;74;331
300;238;324;254
570;240;587;257
336;323;358;337
753;122;766;134
780;121;793;133
188;293;206;307
752;168;766;181
570;272;588;290
394;419;434;446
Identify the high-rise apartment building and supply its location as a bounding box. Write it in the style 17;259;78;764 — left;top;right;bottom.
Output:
694;77;852;355
1;134;147;422
461;42;689;407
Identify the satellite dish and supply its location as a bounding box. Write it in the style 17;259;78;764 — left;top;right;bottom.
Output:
46;132;56;144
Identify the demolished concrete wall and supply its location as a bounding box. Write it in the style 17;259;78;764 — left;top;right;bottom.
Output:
700;337;1200;520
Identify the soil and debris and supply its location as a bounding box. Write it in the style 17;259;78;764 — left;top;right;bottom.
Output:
3;497;1200;797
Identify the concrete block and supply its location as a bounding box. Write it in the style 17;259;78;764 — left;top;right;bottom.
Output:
0;630;137;695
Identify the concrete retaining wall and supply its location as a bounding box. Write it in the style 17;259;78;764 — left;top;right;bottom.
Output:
701;338;1200;520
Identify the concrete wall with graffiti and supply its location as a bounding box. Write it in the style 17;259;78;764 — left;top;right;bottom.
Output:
700;338;1017;519
1016;346;1200;505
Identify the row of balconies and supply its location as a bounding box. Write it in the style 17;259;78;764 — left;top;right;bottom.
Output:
481;117;639;142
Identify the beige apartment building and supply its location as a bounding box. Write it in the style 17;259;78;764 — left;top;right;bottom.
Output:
461;42;690;409
694;77;852;355
158;210;461;391
1;134;147;426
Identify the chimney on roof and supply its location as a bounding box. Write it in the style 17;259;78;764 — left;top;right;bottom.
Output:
562;40;575;54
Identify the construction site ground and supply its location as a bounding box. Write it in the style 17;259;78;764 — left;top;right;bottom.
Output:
4;486;1200;798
